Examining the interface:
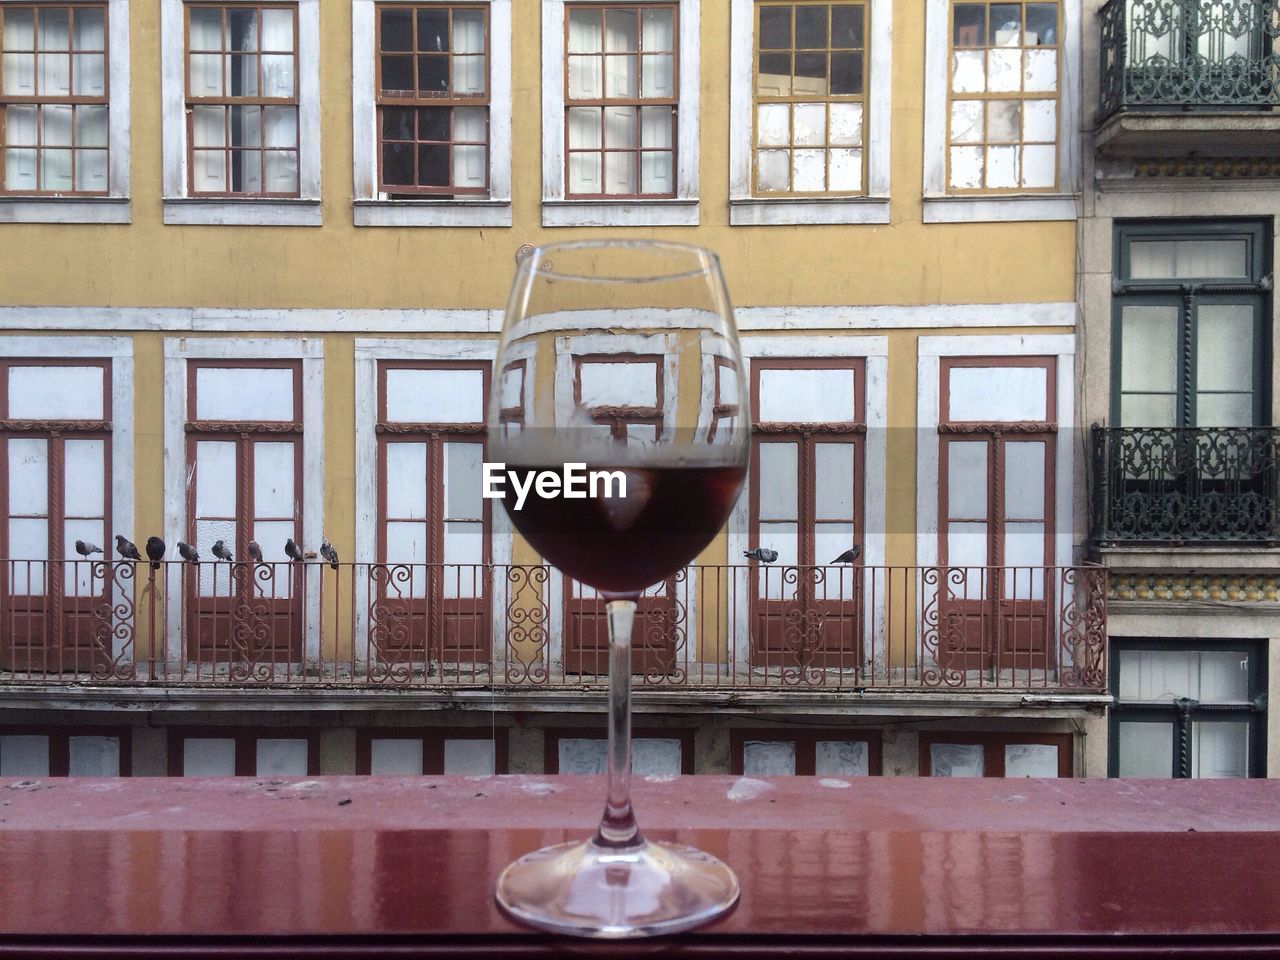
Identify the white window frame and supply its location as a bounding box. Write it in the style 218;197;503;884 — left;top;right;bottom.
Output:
541;0;700;227
352;0;513;227
160;0;322;226
0;336;134;659
162;337;324;662
920;0;1079;222
728;0;891;226
0;0;131;224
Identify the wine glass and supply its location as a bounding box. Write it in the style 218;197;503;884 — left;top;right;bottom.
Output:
490;240;749;938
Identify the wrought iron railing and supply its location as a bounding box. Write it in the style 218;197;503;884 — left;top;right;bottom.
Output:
1093;426;1280;544
0;560;1107;693
1098;0;1280;119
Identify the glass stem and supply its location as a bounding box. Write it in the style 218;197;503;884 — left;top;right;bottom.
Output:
595;597;642;849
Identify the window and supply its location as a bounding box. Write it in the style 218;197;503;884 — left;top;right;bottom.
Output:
564;3;676;199
186;361;303;664
729;0;888;224
749;359;864;668
0;360;111;672
168;727;319;776
375;4;488;198
541;0;698;225
356;727;508;774
730;729;882;775
0;3;108;194
1112;221;1270;429
161;0;319;223
1110;642;1265;779
0;726;129;775
946;0;1059;193
546;728;694;775
185;3;298;196
376;361;490;665
752;1;866;195
920;732;1071;776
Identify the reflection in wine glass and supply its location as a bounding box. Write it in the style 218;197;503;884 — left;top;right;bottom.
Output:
491;240;749;938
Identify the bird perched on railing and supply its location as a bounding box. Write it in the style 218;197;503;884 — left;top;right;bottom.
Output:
248;541;263;564
320;539;339;570
177;541;200;564
212;540;234;562
75;540;103;557
146;537;165;570
743;547;778;563
115;535;142;562
831;546;862;564
285;539;304;561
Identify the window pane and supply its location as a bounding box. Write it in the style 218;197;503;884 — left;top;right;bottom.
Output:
758;51;791;96
945;441;987;520
444;738;496;774
1129;239;1249;280
757;443;798;520
1117;721;1173;777
8;365;104;420
385;442;427;520
1118;648;1250;703
256;738;309;776
262;9;294;50
227;8;259;52
604;8;638;51
758;368;856;422
559;737;608;774
948;366;1047;422
64;439;106;518
759;6;791;48
815;740;869;776
929;743;984;776
9;437;49;516
815;444;856;520
954;4;985;44
743;740;796;775
795;5;828;47
815;522;856;592
1192;721;1249;778
633;738;682;776
417;8;448;50
579;361;657;407
183;738;236;776
0;735;49;776
385;522;428;596
830;102;863;145
195;367;295;421
253;442;295;518
1196;302;1255;397
194;441;236;518
68;736;121;776
370;738;423;774
444;442;483;520
1196;394;1254;428
1004;743;1059;777
757;522;798;598
1004;442;1045;518
384;368;485;423
1119;304;1178;398
1003;521;1046;597
756;148;789;189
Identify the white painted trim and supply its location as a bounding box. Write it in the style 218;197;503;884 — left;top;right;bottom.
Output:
921;0;1080;211
162;337;324;662
162;199;323;226
728;0;893;217
725;336;889;668
351;0;512;222
0;0;130;218
916;333;1076;358
161;0;322;217
0;304;1076;334
540;0;701;223
0;336;134;659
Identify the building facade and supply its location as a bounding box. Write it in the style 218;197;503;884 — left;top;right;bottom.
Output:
0;0;1121;779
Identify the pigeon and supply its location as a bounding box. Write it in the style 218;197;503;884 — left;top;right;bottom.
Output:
320;539;339;570
146;536;165;570
74;540;103;557
177;541;200;564
211;539;233;562
285;539;304;561
743;547;779;563
831;546;862;564
115;535;142;562
248;541;263;564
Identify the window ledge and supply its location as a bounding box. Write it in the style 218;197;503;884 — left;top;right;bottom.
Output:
730;196;889;226
353;198;512;228
541;198;699;227
0;195;131;225
922;194;1078;223
162;197;323;227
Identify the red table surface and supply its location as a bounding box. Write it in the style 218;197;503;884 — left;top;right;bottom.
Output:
1;775;1279;957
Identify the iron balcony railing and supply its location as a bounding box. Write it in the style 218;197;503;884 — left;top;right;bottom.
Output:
1093;426;1280;544
1098;0;1280;119
0;560;1107;693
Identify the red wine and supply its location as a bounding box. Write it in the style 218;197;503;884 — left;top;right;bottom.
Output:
501;464;746;594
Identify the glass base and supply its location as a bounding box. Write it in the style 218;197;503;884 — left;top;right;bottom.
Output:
495;837;739;939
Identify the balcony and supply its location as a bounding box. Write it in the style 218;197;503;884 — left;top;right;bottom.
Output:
0;561;1108;697
1096;0;1280;159
1093;426;1280;555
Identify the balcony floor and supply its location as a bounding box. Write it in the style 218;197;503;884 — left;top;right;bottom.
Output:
0;776;1278;955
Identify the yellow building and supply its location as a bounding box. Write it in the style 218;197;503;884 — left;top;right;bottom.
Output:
0;0;1109;779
